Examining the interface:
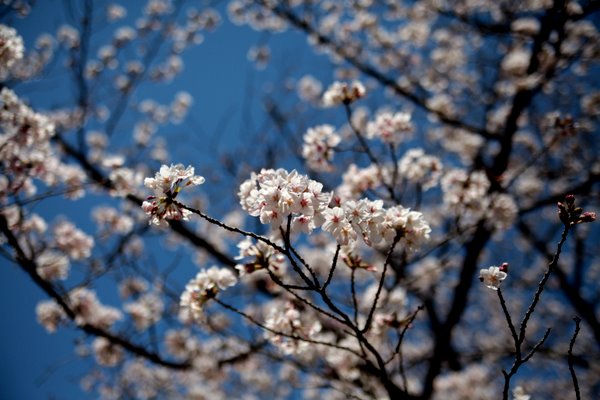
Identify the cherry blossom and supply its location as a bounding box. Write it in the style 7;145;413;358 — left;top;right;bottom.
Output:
479;265;508;291
180;266;237;319
322;80;366;107
142;164;205;225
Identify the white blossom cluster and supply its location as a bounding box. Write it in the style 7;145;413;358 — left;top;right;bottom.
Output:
142;164;205;225
92;206;134;235
52;220;94;260
164;329;199;360
0;87;56;194
36;299;67;333
179;266;237;319
302;124;341;172
36;289;122;333
92;337;124;367
234;237;286;276
36;250;70;281
321;200;431;249
336;163;384;201
322;80;366;107
0;24;24;75
263;301;322;355
239;168;431;250
398;148;443;190
296;74;322;103
238;168;332;231
366;111;414;145
124;292;164;331
441;169;517;230
68;288;123;329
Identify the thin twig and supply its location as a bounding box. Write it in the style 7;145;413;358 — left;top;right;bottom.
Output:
568;316;582;400
497;288;520;358
351;268;359;327
323;244;341;291
518;224;570;344
362;231;402;333
213;298;364;358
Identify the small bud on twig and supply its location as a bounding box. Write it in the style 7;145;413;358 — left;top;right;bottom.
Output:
557;195;596;226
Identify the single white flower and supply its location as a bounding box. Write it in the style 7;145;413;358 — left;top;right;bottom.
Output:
479;265;508;290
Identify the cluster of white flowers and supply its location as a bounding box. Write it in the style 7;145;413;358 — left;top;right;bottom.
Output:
238;168;332;231
179;266;237;319
164;329;199;359
302;124;341;172
336;163;383;201
323;199;431;249
296;74;322;103
118;277;148;299
441;168;517;230
36;250;70;281
0;88;56;195
36;299;67;333
56;24;80;49
322;80;366;107
170;91;193;123
433;364;496;399
479;264;508;290
68;288;123;329
512;386;531;400
398;148;443;190
238;168;430;250
441;169;490;221
124;292;164;331
366;111;413;145
52;220;94;260
234;237;285;276
142;164;205;225
0;24;24;75
263;301;321;355
92;337;123;367
92;206;134;235
106;4;127;22
247;45;270;69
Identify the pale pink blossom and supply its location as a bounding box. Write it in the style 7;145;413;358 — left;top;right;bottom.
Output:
234;237;285;275
0;24;24;74
322;80;366;107
366;111;413;145
92;337;123;367
479;266;508;290
322;207;357;245
180;266;237;319
238;168;331;230
263;301;322;355
142;164;205;225
53;220;94;260
124;293;164;331
297;74;322;103
36;250;70;281
302;124;341;172
398;148;443;190
68;288;122;329
36;299;67;333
